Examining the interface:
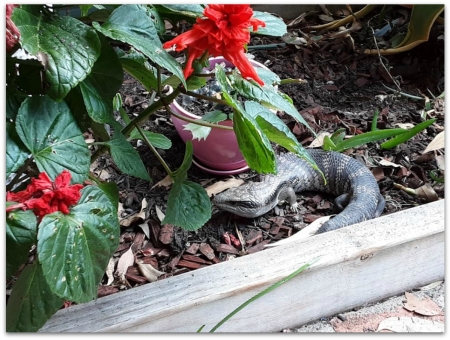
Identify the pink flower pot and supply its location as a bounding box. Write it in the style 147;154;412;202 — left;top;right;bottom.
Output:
170;56;269;175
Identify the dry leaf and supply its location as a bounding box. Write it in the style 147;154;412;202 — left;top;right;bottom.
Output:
378;159;403;167
265;215;332;247
205;178;245;197
377;316;444;333
137;222;150;239
308;131;332;148
395;123;415;129
119;199;148;227
155;205;165;222
435;155;445;171
115;247;135;280
419;281;443;291
151;174;174;189
136;260;164;282
105;257;116;286
403;292;442;316
414;183;439;202
423;131;444;154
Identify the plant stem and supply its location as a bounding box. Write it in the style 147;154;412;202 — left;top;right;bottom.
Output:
183;90;228;105
134;122;173;176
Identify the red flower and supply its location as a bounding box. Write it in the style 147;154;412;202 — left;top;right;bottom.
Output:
6;170;84;221
163;4;266;85
6;4;20;52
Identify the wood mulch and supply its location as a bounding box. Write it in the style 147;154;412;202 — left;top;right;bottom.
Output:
90;6;445;300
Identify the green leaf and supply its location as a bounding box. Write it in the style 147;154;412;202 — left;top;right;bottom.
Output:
330;128;407;152
6;205;37;279
116;48;159;92
381;118;437;149
255;67;281;86
251;11;288;37
6;121;29;179
128;130;172;150
323;135;337;151
37;185;120;303
6;262;65;332
79;34;123;123
93;4;186;87
330;128;346;144
244;101;317;170
155;4;204;17
171;140;194;182
12;5;102;100
79;5;92;17
106;124;151;181
201;110;229;123
162;180;211;231
6;89;26;121
95;181;120;211
16;96;90;184
215;67;276;173
233;75;316;136
182;123;212;141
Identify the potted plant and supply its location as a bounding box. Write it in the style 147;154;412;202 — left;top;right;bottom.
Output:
170;56;273;174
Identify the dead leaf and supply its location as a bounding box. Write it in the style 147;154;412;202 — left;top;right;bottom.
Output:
119;199;148;227
378;158;403;168
403;292;442;316
376;316;444;332
105;257;116;286
265;215;332;247
205;178;245;197
136;260;164;282
308;131;332;148
419;281;443;291
395;123;415;129
414;183;439;202
423;131;444;154
435;155;445;171
137;222;150;239
155;205;165;222
151;174;174;189
115;247;135;281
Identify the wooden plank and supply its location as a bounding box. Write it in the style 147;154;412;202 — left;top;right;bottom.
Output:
40;200;445;333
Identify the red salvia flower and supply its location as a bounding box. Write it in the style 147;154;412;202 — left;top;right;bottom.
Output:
6;170;84;221
163;4;266;85
6;4;20;52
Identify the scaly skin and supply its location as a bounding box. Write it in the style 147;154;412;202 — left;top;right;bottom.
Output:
212;149;385;233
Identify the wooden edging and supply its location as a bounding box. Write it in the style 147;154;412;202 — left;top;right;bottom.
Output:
40;200;445;333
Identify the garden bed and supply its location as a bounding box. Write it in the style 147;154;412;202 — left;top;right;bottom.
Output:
40;199;444;332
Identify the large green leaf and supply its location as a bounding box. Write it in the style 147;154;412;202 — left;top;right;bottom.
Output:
106;123;151;181
251;11;287;37
15;96;90;184
162;141;211;231
93;4;186;87
215;67;276;173
12;5;101;100
6;88;26;121
163;180;211;231
37;185;120;303
244;101;317;170
233;75;316;136
6;204;37;279
128;130;172;150
116;48;159;92
6;121;29;179
79;34;123;123
154;4;204;17
6;262;65;332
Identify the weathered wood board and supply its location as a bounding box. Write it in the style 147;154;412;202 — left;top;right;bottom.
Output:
40;199;445;333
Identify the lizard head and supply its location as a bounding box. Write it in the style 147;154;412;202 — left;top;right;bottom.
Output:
212;182;277;218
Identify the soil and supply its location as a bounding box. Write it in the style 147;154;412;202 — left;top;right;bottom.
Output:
90;6;445;318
